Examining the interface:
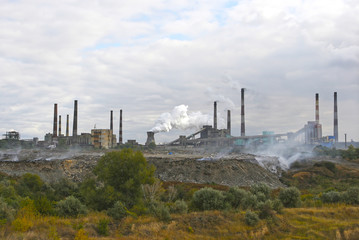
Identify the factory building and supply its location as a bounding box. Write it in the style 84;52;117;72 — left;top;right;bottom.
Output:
91;129;115;149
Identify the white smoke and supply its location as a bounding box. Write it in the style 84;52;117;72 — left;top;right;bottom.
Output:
150;105;211;133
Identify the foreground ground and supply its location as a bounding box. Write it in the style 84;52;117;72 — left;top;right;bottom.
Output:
2;205;359;240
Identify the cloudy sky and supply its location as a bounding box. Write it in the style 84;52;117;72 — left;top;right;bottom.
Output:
1;0;358;144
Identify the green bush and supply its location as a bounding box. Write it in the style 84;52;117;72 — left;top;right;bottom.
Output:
93;149;155;208
224;187;248;209
97;218;109;236
107;201;128;220
56;196;87;217
148;201;171;222
34;196;53;215
321;191;341;203
251;183;271;199
279;187;301;208
15;173;44;198
0;198;15;225
50;178;79;201
314;161;336;173
241;192;258;210
258;200;274;219
272;199;284;214
342;187;359;205
192;188;225;211
79;178;119;211
170;200;188;214
244;210;259;226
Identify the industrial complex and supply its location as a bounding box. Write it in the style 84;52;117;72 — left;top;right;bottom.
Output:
0;90;352;150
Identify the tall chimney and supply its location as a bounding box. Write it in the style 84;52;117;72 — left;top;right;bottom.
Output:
213;101;217;130
110;110;113;131
119;109;123;144
53;103;58;137
241;88;245;136
66;114;69;137
334;92;338;142
315;93;319;123
59;115;62;136
73;100;78;137
227;110;231;135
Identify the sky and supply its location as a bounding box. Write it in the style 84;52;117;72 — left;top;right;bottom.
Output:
0;0;358;144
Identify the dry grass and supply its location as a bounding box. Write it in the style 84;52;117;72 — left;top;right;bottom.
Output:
0;206;359;239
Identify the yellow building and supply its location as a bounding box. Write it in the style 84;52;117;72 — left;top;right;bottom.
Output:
91;129;115;149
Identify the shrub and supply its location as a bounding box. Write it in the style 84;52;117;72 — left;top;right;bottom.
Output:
279;187;301;208
50;178;79;201
258;200;274;219
34;195;53;215
148;201;171;222
56;196;87;217
244;210;259;226
170;200;188;214
15;173;44;198
93;149;155;208
224;187;248;209
251;183;271;199
97;218;109;236
321;191;341;203
0;198;15;225
192;188;225;211
343;187;359;205
74;228;89;240
241;192;258;210
107;201;128;220
272;199;284;214
314;161;336;173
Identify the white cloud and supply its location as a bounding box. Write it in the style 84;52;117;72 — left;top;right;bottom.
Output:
0;0;358;144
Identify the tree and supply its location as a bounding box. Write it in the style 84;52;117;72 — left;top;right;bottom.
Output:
279;187;301;208
93;149;155;208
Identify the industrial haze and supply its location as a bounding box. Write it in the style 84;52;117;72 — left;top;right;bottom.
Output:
0;0;358;144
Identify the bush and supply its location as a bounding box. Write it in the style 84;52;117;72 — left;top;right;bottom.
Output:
321;191;341;203
244;210;259;226
258;200;274;219
0;198;15;225
314;161;336;173
34;195;53;215
251;183;271;199
343;187;359;205
272;199;284;214
97;218;109;236
148;201;171;222
93;149;155;208
50;178;79;201
279;187;301;208
56;196;87;217
192;188;225;211
15;173;44;198
107;201;128;220
241;192;258;210
224;187;248;209
170;200;188;214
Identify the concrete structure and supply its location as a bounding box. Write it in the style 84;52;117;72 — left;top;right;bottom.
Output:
53;103;58;138
59;115;62;136
66;114;69;137
227;110;231;136
73;100;78;137
91;129;113;149
334;92;338;142
241;88;245;136
119;109;123;144
146;131;155;146
213;101;217;130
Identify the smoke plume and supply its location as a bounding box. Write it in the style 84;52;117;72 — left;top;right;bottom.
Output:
150;105;211;133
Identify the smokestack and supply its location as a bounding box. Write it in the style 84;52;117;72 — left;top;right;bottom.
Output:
110;110;113;131
59;115;62;136
334;92;338;142
73;100;78;137
119;109;123;144
145;131;155;146
213;101;217;130
241;88;245;136
315;93;319;123
53;103;58;137
227;110;231;135
66;114;69;137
